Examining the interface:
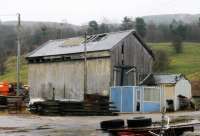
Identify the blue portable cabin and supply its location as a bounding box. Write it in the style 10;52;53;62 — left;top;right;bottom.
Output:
110;86;162;113
110;86;140;112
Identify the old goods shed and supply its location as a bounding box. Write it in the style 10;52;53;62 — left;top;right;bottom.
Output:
26;30;154;101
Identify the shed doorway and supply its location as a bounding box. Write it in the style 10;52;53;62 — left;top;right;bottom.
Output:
136;89;141;112
114;65;136;86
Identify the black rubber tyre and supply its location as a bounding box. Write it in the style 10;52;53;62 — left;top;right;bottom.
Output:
100;119;124;130
127;117;152;128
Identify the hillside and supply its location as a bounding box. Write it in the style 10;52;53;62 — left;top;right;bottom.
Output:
2;21;81;30
142;14;200;24
0;42;200;83
150;42;200;81
0;56;28;84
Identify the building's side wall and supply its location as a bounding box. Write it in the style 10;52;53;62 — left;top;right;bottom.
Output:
28;61;84;101
175;79;192;110
164;85;175;100
28;58;111;101
87;58;111;94
162;85;176;110
110;33;154;86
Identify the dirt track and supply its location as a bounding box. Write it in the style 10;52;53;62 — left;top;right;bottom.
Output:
0;111;200;136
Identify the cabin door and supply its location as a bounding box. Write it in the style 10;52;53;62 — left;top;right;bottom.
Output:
135;88;141;112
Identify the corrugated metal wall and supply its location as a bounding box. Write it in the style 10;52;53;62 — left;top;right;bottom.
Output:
110;86;137;112
110;86;162;113
121;87;134;112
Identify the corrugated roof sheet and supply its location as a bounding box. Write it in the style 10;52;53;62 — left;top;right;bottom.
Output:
154;74;183;84
27;30;133;58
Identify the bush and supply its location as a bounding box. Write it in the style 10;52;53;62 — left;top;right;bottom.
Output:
172;35;183;53
153;50;170;72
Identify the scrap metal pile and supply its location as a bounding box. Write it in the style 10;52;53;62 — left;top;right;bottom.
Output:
100;117;196;136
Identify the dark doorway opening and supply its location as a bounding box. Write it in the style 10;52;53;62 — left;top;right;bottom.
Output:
114;65;136;86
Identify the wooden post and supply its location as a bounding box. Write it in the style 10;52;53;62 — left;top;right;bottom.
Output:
16;13;21;96
84;32;87;99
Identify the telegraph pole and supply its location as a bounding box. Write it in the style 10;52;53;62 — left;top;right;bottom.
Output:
84;32;87;99
16;13;21;96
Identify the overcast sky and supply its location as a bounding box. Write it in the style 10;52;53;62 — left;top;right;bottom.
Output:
0;0;199;25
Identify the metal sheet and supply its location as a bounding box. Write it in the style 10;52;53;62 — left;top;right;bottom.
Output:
27;30;133;58
122;87;134;112
110;87;122;111
143;102;160;112
154;74;183;84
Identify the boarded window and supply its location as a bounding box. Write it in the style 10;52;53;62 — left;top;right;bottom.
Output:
144;88;160;102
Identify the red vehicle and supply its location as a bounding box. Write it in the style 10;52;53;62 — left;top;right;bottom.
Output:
0;81;9;96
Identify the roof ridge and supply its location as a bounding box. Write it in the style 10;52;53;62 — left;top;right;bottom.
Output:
47;29;136;42
27;29;153;58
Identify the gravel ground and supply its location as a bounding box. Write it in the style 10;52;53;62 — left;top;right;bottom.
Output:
0;111;200;136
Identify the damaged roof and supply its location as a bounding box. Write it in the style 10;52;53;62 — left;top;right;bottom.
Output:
27;29;154;58
154;74;185;84
140;74;187;85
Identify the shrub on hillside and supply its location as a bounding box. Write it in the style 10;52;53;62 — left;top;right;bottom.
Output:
153;50;170;72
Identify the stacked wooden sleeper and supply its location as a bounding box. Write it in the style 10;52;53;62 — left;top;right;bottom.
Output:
29;95;119;116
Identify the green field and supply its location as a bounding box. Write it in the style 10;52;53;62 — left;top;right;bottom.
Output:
0;42;200;83
0;56;28;84
150;42;200;81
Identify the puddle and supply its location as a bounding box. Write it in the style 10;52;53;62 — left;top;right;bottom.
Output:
0;111;200;135
169;116;194;124
35;125;51;130
0;127;19;131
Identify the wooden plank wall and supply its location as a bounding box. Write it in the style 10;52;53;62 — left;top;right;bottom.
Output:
110;33;153;86
28;58;111;101
87;58;111;95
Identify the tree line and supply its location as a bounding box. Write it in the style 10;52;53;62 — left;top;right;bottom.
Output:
0;17;200;74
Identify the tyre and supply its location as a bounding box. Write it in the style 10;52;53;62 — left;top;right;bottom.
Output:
100;119;124;130
127;117;152;128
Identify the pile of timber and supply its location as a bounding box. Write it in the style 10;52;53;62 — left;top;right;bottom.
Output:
7;96;23;113
29;94;119;116
0;96;23;113
0;96;7;110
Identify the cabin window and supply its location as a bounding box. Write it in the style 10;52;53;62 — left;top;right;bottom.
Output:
144;88;160;102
